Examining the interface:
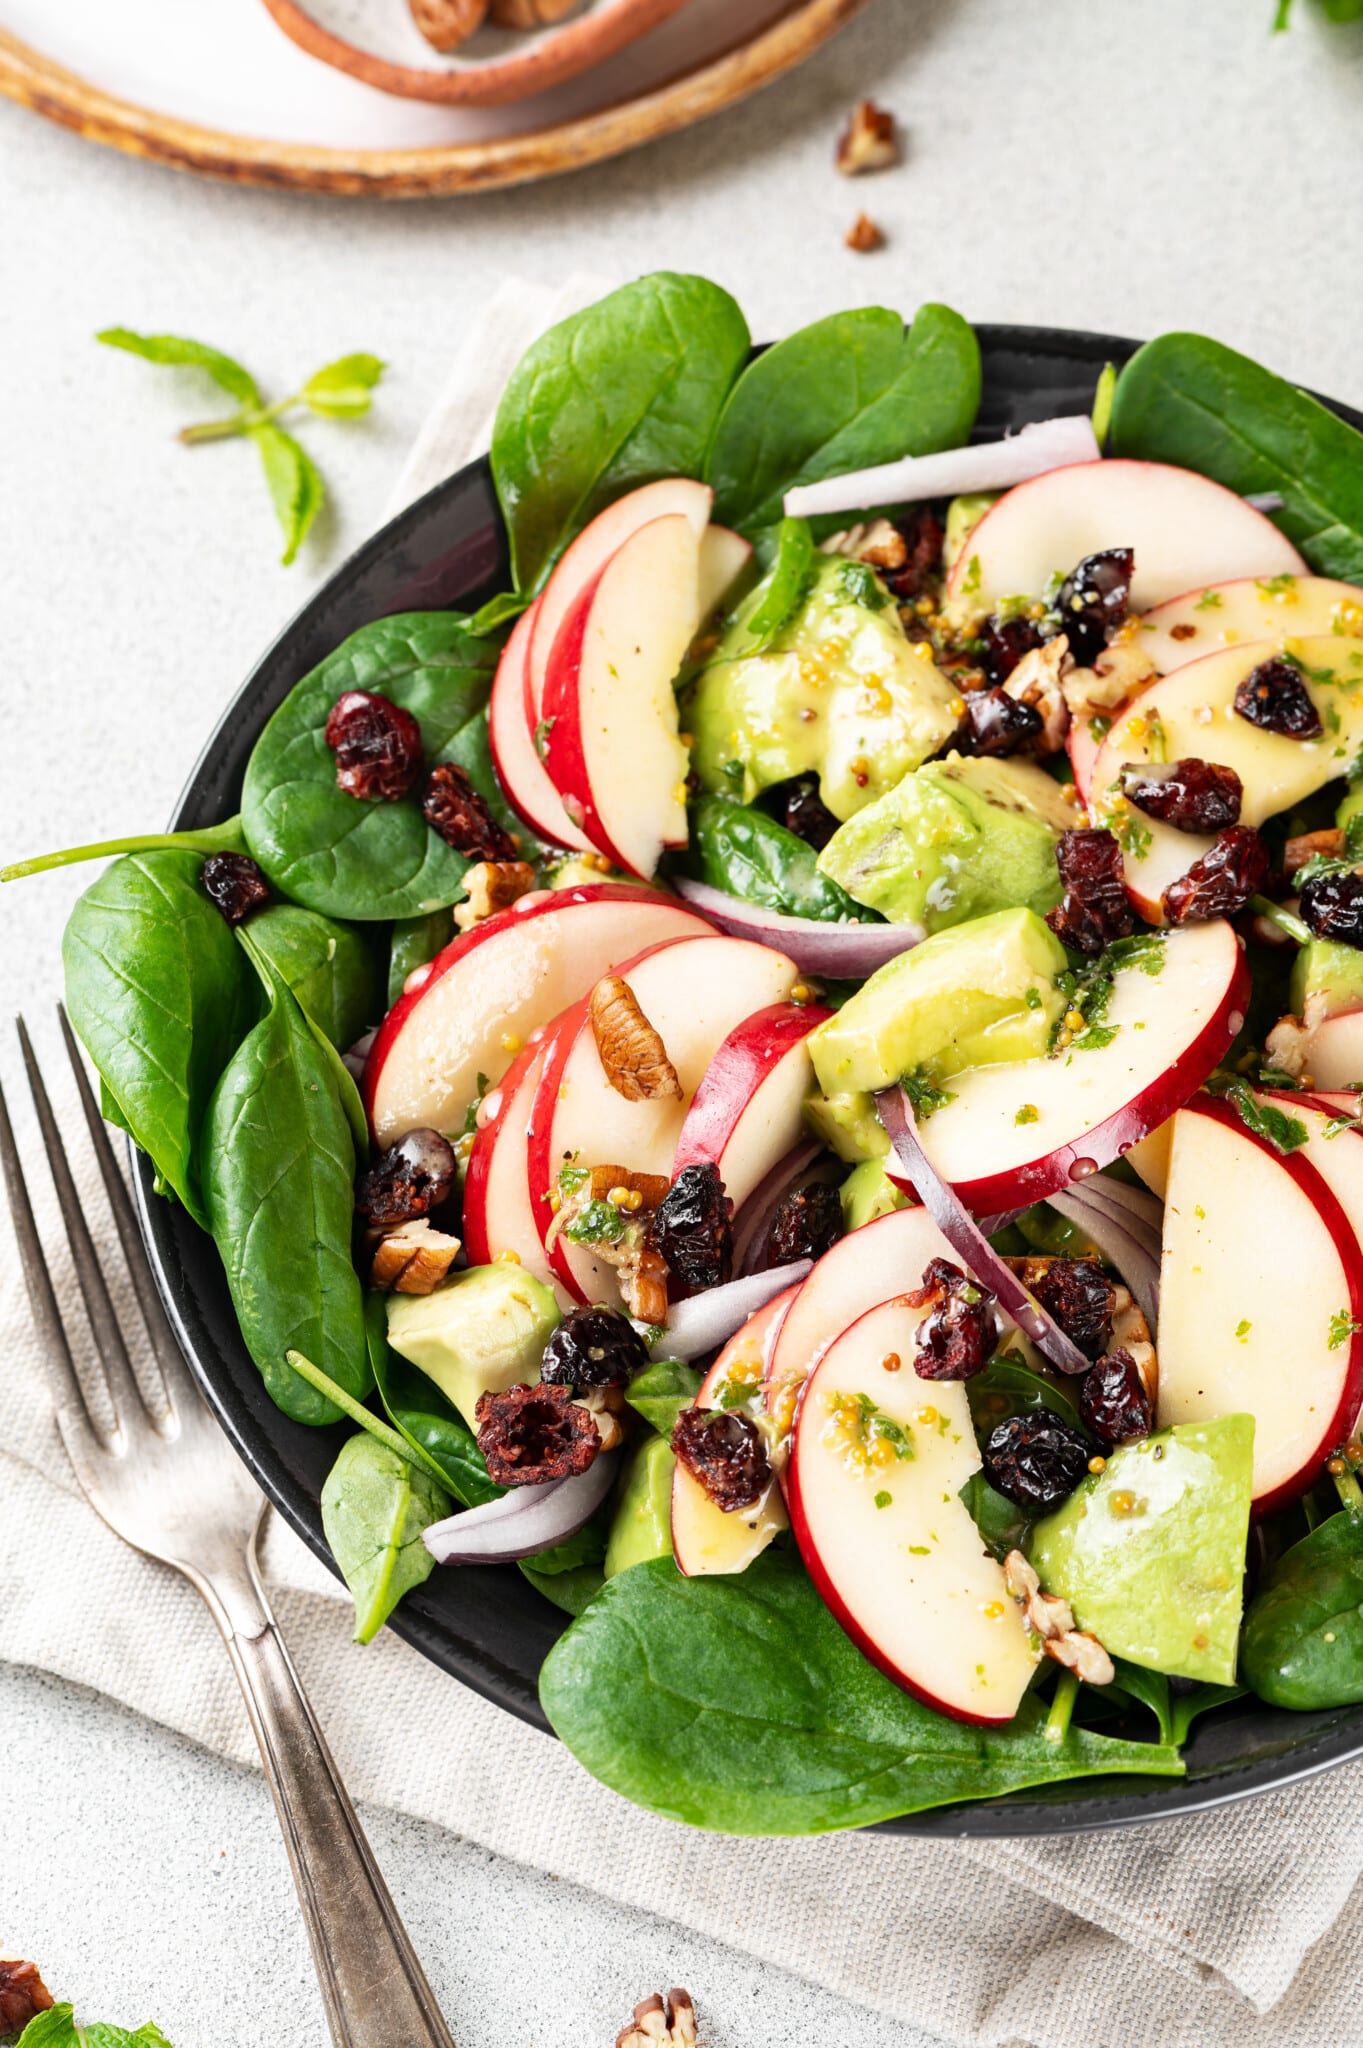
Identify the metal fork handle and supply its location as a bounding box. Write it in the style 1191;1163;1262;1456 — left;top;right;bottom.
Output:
195;1551;456;2048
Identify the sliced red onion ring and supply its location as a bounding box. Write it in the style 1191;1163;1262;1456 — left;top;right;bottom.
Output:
1046;1185;1161;1333
672;877;922;977
342;1028;377;1083
642;1262;813;1362
422;1447;620;1566
1064;1171;1163;1240
733;1139;825;1278
783;415;1102;522
875;1085;1091;1376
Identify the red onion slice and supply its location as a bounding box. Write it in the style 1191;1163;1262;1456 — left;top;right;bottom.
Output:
1046;1185;1161;1332
733;1139;825;1277
643;1262;814;1362
1063;1171;1163;1240
422;1447;619;1566
672;878;922;977
875;1085;1091;1376
783;415;1101;522
342;1028;377;1084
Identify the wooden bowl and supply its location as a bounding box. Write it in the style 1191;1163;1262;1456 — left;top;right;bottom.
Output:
261;0;692;106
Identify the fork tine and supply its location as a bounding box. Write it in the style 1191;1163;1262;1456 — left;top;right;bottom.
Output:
57;1004;188;1418
17;1015;149;1438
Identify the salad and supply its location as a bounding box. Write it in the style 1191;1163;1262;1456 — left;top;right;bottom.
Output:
14;273;1363;1838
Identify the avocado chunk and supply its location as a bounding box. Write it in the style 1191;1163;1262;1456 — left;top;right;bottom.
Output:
604;1435;676;1578
803;1088;890;1163
810;906;1067;1096
386;1263;560;1432
817;752;1078;932
943;491;999;577
1030;1414;1255;1684
1290;938;1363;1026
839;1159;909;1231
685;555;963;822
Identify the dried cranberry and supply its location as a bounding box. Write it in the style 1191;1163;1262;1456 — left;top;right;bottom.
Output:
978;613;1045;687
766;1181;843;1265
1299;868;1363;950
1053;548;1132;666
883;505;945;602
1079;1349;1152;1444
956;686;1043;757
1162;825;1270;925
776;774;839;851
905;1256;997;1380
476;1381;598;1486
0;1960;54;2035
1119;758;1242;835
355;1127;457;1229
541;1306;650;1389
981;1411;1092;1514
651;1162;733;1292
324;689;424;802
1045;828;1135;956
1233;656;1323;740
1030;1258;1116;1362
200;852;270;926
672;1406;771;1512
421;763;518;861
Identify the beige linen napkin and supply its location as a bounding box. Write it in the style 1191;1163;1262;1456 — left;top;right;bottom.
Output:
4;279;1363;2048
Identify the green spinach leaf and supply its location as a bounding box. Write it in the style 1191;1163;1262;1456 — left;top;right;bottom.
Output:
967;1352;1083;1432
958;1473;1031;1560
539;1550;1183;1834
62;851;256;1229
1111;332;1363;582
625;1357;704;1438
1170;1682;1245;1744
248;901;384;1049
1240;1509;1363;1707
684;795;873;923
3;817;244;884
365;1292;502;1507
1098;1660;1174;1743
388;907;455;1008
522;1560;607;1615
321;1432;449;1644
706;303;981;537
241;611;499;920
491;272;751;592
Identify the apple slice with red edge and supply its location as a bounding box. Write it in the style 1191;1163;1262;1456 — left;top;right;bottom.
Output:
672;1001;833;1215
462;1034;572;1302
363;883;713;1147
884;918;1248;1217
541;512;701;877
1139;575;1363;675
670;1284;797;1578
528;932;799;1304
1291;1011;1363;1093
488;598;594;852
945;459;1305;614
1157;1092;1363;1512
787;1294;1038;1724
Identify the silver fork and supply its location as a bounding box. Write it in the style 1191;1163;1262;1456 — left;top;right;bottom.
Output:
2;1011;457;2048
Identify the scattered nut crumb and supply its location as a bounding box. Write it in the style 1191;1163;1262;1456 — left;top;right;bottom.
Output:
1111;1285;1158;1406
617;1989;698;2048
576;1383;627;1451
836;99;899;175
371;1218;462;1294
845;213;885;254
590;977;682;1102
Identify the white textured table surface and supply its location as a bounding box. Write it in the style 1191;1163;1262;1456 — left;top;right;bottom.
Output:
3;2;1363;2042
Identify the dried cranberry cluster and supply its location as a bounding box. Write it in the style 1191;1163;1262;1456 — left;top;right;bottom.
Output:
1051;547;1133;666
1234;656;1322;739
882;505;945;603
322;688;516;859
1120;758;1242;835
982;1412;1091;1515
907;1257;997;1381
1079;1348;1151;1443
355;1128;457;1229
650;1163;733;1292
200;852;271;926
1163;826;1269;925
1029;1257;1116;1363
766;1182;843;1265
540;1306;649;1389
956;687;1043;757
476;1381;599;1486
775;774;840;851
672;1406;772;1512
1299;868;1363;950
1046;829;1135;956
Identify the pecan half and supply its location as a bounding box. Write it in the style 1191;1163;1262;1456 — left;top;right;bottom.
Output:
0;1959;54;2034
590;978;682;1102
1003;634;1072;755
370;1219;462;1295
845;212;886;253
1284;827;1345;877
819;517;908;570
409;0;487;49
1046;1630;1116;1686
835;99;899;175
1003;1550;1114;1682
453;859;537;932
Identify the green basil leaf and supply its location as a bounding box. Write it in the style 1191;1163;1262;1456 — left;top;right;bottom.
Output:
1111;332;1363;582
321;1432;449;1643
625;1357;704;1438
247;901;384;1049
251;421;324;565
491;272;751;592
62;851;256;1230
388;907;455;1008
706;303;981;537
301;352;385;419
241;611;499;920
97;326;261;409
684;795;872;923
540;1550;1183;1834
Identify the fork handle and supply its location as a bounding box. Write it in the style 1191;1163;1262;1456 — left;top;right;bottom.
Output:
205;1566;457;2048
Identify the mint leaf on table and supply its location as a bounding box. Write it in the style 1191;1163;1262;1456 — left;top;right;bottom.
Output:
16;2005;174;2046
96;326;260;407
251;421;325;565
300;351;385;418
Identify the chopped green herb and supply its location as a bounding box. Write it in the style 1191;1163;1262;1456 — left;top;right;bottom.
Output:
961;553;982;598
534;717;555;760
874;1489;892;1509
1193;590;1224;612
1210;1076;1309;1155
834;559;893;611
1256;573;1298;598
1087;712;1113;741
1324;1109;1363;1139
1235;1319;1252;1342
1329;1310;1362;1351
563;1198;626;1245
901;1065;957;1120
1024;986;1043;1010
461;1073;491;1138
1014;1104;1040;1126
557;1160;589;1194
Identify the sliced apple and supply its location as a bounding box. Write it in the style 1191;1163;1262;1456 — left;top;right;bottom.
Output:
697;523;754;619
672;1002;833;1214
670;1284;797;1578
487;597;594;853
1139;576;1363;675
1292;1010;1363;1093
528;933;799;1303
542;513;701;879
788;1296;1038;1723
1126;1117;1174;1200
363;883;713;1147
946;459;1306;614
1157;1094;1363;1511
462;1035;570;1301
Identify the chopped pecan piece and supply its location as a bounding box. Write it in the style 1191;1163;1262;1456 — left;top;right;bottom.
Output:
1002;1548;1075;1642
819;517;908;570
617;1990;698;2048
1045;1630;1116;1687
1062;641;1158;721
1002;634;1072;755
409;0;487;49
421;763;518;861
835;98;899;175
453;859;538;931
1285;827;1345;877
475;1381;599;1485
575;1383;627;1451
370;1219;462;1294
845;212;886;253
0;1959;54;2034
1111;1284;1157;1405
590;977;682;1102
491;0;578;22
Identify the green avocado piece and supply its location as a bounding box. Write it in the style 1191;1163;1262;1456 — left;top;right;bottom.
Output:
1336;782;1363;835
839;1159;909;1231
810;906;1067;1097
386;1263;560;1432
817;752;1077;932
1290;938;1363;1024
604;1435;677;1579
1030;1414;1255;1684
943;491;998;578
684;556;962;822
803;1088;890;1163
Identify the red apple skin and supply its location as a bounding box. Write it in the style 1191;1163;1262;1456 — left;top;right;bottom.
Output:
672;1002;833;1188
487;597;593;852
1190;1092;1363;1517
462;1036;548;1269
671;1283;800;1579
885;944;1252;1217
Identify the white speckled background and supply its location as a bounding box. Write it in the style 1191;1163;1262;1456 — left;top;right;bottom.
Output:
3;1;1363;2041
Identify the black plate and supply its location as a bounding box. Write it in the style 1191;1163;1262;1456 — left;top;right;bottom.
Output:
134;324;1363;1837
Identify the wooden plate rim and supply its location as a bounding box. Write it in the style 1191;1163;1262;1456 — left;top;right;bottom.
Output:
0;0;872;197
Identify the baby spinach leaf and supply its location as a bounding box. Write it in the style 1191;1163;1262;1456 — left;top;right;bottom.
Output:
321;1433;449;1644
62;851;256;1230
241;611;499;921
202;965;368;1426
1098;1661;1174;1743
1170;1681;1245;1744
491;272;751;592
522;1561;607;1615
3;817;244;884
388;907;455;1008
1240;1509;1363;1708
469;590;531;635
626;1358;704;1438
958;1473;1031;1560
1111;332;1363;582
707;303;981;537
541;1551;1182;1833
702;518;815;666
967;1352;1083;1432
684;795;875;923
248;901;384;1050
